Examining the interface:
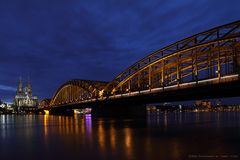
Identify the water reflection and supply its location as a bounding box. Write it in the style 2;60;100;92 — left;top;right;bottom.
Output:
109;123;116;152
1;115;7;139
98;120;105;151
42;114;93;137
43;115;48;137
85;114;92;138
163;112;168;127
0;112;239;160
124;128;133;158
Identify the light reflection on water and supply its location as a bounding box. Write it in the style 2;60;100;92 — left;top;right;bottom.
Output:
0;112;239;160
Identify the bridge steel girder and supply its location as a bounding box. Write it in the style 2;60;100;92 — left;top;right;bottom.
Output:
49;79;240;114
48;21;240;111
104;20;240;96
39;98;51;109
50;79;107;107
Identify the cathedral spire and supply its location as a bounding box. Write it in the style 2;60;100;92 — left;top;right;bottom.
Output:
26;77;32;96
17;77;23;95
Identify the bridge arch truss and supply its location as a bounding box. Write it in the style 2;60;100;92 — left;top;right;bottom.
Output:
50;80;107;107
104;20;240;95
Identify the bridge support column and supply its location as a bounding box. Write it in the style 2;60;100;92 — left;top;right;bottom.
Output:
49;107;74;116
92;103;147;117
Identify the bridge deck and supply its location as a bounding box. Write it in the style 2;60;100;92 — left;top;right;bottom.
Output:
51;74;239;108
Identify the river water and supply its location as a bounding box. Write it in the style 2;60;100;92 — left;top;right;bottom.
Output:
0;112;239;160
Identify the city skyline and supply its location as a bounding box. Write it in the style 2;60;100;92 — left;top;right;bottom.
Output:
0;0;240;102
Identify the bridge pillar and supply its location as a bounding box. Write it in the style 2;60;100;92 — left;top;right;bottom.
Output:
49;107;74;116
91;103;147;117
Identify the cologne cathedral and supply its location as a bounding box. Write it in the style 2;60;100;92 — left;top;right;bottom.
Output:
13;78;38;111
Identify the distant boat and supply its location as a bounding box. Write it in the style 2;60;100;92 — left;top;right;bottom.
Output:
74;108;92;114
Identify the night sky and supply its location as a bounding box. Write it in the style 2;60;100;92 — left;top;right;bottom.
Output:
0;0;240;102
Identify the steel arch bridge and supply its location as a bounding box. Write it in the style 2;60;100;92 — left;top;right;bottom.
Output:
103;20;240;96
39;98;51;109
50;79;107;107
48;20;240;108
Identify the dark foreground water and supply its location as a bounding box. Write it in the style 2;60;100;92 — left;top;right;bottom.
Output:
0;112;239;160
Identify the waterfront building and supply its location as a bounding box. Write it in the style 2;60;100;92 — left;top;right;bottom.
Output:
13;78;38;112
195;100;212;109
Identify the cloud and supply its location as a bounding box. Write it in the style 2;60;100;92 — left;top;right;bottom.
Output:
0;84;16;92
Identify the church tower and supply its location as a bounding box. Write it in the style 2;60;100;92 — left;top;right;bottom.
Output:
26;78;32;96
16;77;24;96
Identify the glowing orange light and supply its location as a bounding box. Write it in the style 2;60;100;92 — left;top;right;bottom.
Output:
44;110;49;115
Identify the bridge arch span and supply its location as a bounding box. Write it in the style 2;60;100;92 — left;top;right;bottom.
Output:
39;98;51;109
50;79;107;107
104;20;240;95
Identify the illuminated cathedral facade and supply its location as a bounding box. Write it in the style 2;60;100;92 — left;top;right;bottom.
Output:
13;78;38;111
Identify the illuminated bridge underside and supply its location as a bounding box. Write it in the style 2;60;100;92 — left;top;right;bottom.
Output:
50;80;107;107
104;20;240;95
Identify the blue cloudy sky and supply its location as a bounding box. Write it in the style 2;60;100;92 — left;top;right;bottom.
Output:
0;0;240;102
